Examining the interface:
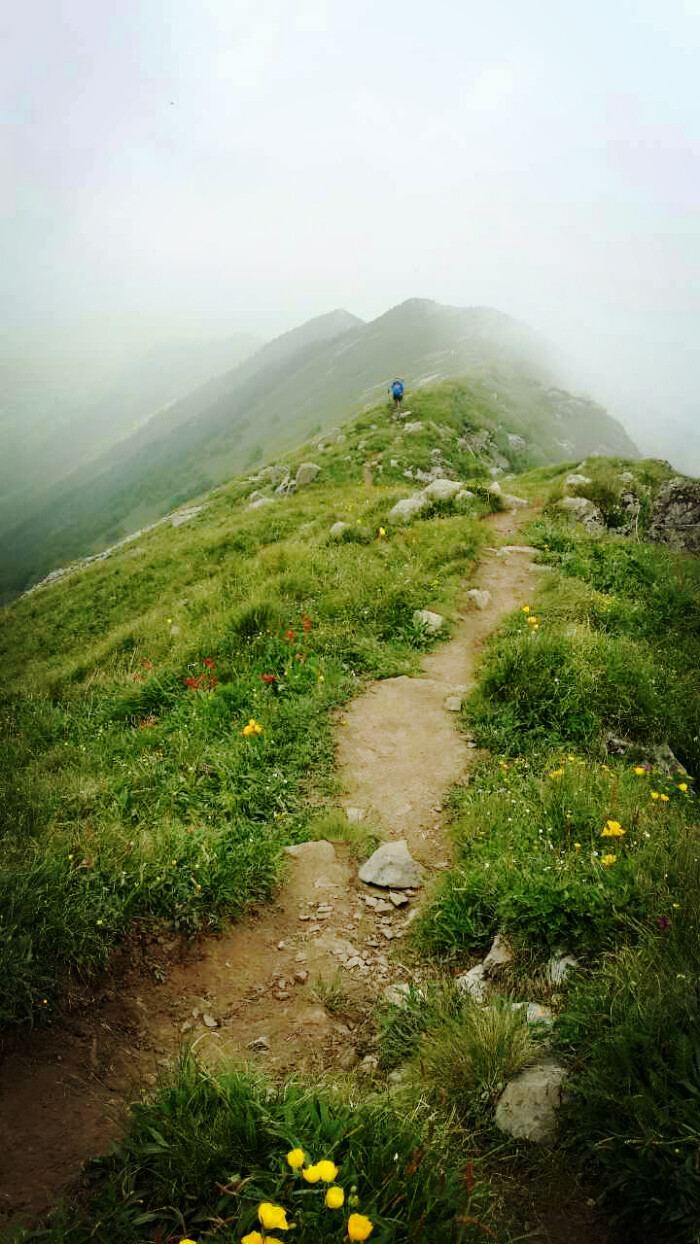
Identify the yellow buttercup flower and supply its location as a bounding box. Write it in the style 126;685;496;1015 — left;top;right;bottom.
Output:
241;1234;263;1244
302;1164;322;1183
660;793;670;802
181;1239;199;1244
651;791;660;801
521;605;530;613
548;769;565;779
574;842;581;851
527;615;538;624
325;1185;345;1209
316;1159;339;1181
601;820;625;837
242;718;264;737
633;766;646;776
348;1213;374;1241
679;782;689;792
601;853;617;867
378;527;386;537
286;1148;305;1169
258;1203;289;1231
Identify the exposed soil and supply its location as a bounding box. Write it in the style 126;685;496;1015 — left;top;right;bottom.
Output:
0;510;605;1242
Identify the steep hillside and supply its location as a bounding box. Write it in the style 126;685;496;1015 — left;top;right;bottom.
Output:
0;301;636;599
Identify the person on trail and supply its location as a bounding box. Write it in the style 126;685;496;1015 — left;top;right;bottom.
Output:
389;378;405;409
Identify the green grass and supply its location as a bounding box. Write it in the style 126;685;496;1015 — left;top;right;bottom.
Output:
9;1056;496;1243
0;407;495;1030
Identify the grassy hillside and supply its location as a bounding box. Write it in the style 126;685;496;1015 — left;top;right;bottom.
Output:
0;300;637;600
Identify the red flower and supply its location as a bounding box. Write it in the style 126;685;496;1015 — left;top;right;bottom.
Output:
284;628;296;643
141;658;154;670
301;612;312;634
261;673;277;684
203;657;216;670
185;676;203;690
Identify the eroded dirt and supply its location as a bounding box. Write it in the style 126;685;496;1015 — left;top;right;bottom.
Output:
0;510;546;1231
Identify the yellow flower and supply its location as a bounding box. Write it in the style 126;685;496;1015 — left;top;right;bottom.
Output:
316;1159;339;1181
348;1213;374;1241
660;793;670;802
673;903;680;909
574;842;581;851
521;605;530;613
601;820;625;837
258;1203;289;1231
325;1185;345;1209
633;766;646;776
378;527;386;537
651;791;660;800
241;1235;263;1244
527;615;538;624
679;782;689;792
242;718;264;737
302;1164;322;1183
180;1240;199;1244
286;1148;305;1169
601;853;617;867
567;755;577;762
548;769;565;779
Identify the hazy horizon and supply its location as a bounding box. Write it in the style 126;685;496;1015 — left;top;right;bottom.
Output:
3;0;700;467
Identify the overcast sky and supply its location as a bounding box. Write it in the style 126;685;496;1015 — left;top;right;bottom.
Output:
3;0;699;453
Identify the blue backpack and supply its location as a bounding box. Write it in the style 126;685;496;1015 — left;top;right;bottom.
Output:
391;380;404;398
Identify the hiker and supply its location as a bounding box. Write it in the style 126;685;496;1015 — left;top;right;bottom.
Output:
389;378;405;410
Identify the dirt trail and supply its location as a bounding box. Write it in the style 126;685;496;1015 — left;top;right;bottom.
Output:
0;511;543;1231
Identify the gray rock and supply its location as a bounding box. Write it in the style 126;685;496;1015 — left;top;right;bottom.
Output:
335;433;347;444
508;434;527;451
444;695;462;712
275;476;296;496
358;1054;379;1075
358;840;424;889
403;421;423;433
247;1035;270;1051
483;933;513;974
466;588;492;611
388;493;430;524
248;490;265;503
422;478;465;502
455;963;486;1002
338;1045;359;1070
526;1002;554;1026
329;521;351;540
384;982;412;1006
413;608;444;633
564;473;593;490
501;493;530;511
495;1058;567;1145
648;477;700;553
619;470;634;483
546;951;578;985
248;496;275;509
488;480;502;495
455;490;475;502
556;495;604;532
345;806;366;824
388;891;409;907
295;462;321;487
170;506;204;527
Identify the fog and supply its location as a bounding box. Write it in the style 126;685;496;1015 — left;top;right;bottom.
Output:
3;0;700;468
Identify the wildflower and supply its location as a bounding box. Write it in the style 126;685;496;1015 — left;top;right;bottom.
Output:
548;769;565;779
657;916;671;930
651;791;660;801
378;526;386;537
601;820;626;837
286;1148;305;1169
258;1203;289;1231
203;657;216;670
317;673;325;682
241;1234;264;1244
601;853;617;868
574;842;581;851
673;902;681;909
633;766;646;776
242;718;264;737
527;615;538;625
348;1213;374;1241
679;782;689;792
301;613;312;633
181;1239;199;1244
521;605;530;613
261;673;278;684
284;628;296;643
141;658;154;670
316;1159;339;1181
302;1164;321;1183
325;1186;345;1209
660;793;670;802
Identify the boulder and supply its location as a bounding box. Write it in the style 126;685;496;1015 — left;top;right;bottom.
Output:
388;493;430;524
422;478;465;502
488;480;502;495
466;589;492;611
495;1058;567;1145
413;608;444;633
358;840;424;889
455;490;475;503
508;434;527;451
564;473;593;490
329;521;351;540
482;933;513;974
556;495;604;532
546;950;578;985
455;963;487;1002
648;477;700;553
295;462;321;488
501;493;530;511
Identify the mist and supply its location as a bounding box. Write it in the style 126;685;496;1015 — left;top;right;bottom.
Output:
3;0;699;470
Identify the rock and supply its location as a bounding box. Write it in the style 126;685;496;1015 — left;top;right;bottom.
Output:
466;588;492;611
294;970;309;984
648;477;700;553
564;473;593;490
495;1058;568;1145
388;493;430;524
335;433;347;444
315;933;358;961
455;490;475;502
508;434;527;451
345;806;366;824
275;476;296;496
295;462;321;487
488;480;502;495
388;1066;412;1086
329;521;350;539
444;695;462;712
483;933;514;974
501;493;530;511
358;1054;379;1075
248;490;265;502
556;495;604;532
248;496;275;509
546;951;578;985
620;470;634;483
338;1046;359;1070
202;1013;218;1028
170;506;204;527
384;982;412;1006
388;891;408;907
455;963;487;1002
373;899;394;915
170;624;181;637
526;1003;554;1026
403;421;423;433
413;608;444;633
285;839;337;867
358;840;424;889
422;478;465;502
247;1035;270;1051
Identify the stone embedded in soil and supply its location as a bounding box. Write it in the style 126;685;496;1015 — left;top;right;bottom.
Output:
466;588;492;611
247;1036;270;1051
526;1002;554;1026
384;982;412;1006
388;892;408;907
202;1013;218;1028
284;839;337;863
373;899;394;914
482;933;514;974
495;1058;568;1146
455;963;487;1001
358;839;424;889
294;970;309;983
444;695;462;711
412;608;444;633
546;951;579;985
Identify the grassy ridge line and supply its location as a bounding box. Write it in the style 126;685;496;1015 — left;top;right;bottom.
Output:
415;495;700;1241
0;396;501;1029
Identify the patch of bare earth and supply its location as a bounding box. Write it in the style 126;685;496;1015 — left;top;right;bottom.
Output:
1;510;573;1236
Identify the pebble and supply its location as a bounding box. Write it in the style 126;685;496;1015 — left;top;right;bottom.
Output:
248;1036;270;1051
202;1014;218;1028
388;892;408;907
294;970;309;983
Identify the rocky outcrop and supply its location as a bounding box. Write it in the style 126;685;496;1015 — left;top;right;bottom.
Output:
556;495;604;532
648;478;700;553
295;462;321;488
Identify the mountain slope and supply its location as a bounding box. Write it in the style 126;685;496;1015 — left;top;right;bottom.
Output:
0;301;637;598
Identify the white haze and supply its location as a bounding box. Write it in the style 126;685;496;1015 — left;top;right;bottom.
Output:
2;0;700;470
